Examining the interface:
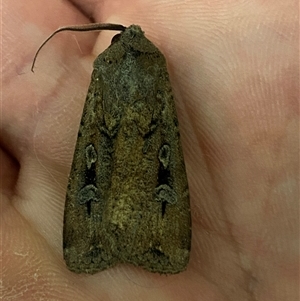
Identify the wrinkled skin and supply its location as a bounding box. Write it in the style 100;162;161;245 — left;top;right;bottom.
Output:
1;1;298;301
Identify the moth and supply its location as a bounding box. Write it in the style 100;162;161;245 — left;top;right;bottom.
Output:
32;24;191;274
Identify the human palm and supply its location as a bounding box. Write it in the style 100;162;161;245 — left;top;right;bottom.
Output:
2;1;298;300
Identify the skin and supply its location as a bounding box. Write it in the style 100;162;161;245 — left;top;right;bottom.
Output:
1;0;298;300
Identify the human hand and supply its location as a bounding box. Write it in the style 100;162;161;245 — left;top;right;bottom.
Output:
2;1;298;300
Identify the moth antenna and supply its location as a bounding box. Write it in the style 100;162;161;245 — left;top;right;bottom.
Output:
31;23;126;72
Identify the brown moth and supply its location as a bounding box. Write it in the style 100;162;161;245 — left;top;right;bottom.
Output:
32;24;191;274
